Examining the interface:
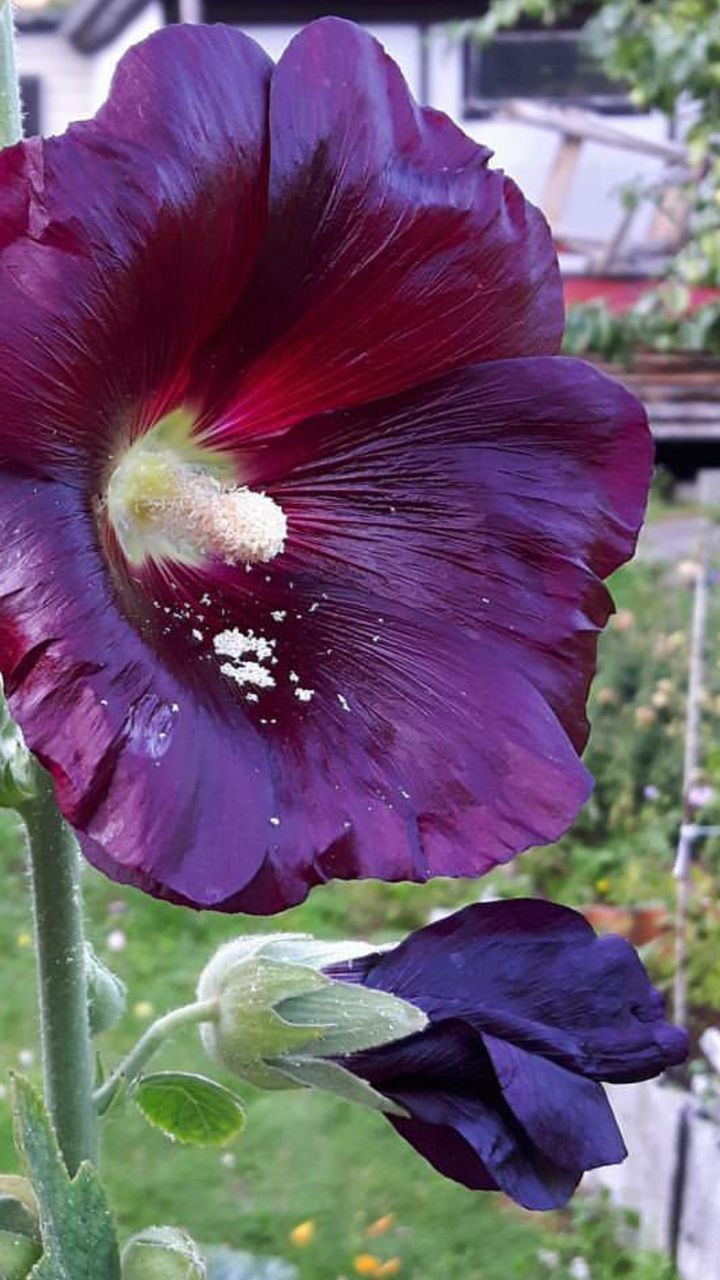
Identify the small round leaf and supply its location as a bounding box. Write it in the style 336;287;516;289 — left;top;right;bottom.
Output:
134;1073;246;1147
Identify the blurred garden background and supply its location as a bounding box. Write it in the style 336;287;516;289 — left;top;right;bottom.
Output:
5;0;720;1277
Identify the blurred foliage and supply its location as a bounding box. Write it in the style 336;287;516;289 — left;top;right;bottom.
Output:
536;1194;677;1279
562;285;720;363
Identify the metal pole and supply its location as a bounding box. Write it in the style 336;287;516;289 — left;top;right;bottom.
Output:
673;536;709;1027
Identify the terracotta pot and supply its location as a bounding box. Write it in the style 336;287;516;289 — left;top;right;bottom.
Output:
581;904;635;937
580;903;669;945
630;904;670;946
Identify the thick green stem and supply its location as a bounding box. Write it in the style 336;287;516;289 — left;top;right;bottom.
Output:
21;769;98;1174
0;0;22;148
94;1000;218;1114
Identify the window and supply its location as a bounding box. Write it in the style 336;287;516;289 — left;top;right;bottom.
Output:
464;31;634;116
20;76;42;137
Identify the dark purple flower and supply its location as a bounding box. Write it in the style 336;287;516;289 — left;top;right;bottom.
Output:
328;900;687;1210
0;20;651;913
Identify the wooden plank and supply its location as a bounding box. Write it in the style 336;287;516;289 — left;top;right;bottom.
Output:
542;134;583;226
500;99;687;162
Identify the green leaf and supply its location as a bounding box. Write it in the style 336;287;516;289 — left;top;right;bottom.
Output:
203;1249;297;1280
266;1055;407;1117
134;1074;246;1147
11;1075;120;1280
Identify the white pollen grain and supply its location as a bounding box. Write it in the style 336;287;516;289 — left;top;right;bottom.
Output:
295;687;315;702
289;671;300;684
213;629;276;662
270;816;280;826
271;610;287;622
192;629;204;642
219;660;276;690
337;694;351;712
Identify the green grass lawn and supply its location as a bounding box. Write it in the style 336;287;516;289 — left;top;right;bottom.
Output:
0;812;552;1280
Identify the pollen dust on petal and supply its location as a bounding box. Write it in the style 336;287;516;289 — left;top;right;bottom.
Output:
213;628;277;691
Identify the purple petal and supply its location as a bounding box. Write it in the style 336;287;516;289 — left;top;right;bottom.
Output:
0;476;275;906
0;352;650;911
0;22;653;915
481;1033;626;1171
387;1092;583;1210
345;1020;581;1208
0;25;271;479
355;900;688;1080
201;16;563;444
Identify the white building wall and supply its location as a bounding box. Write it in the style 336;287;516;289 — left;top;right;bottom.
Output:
16;31;94;135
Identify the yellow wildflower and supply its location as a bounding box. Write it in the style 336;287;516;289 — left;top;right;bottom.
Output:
366;1215;396;1238
354;1255;383;1276
289;1220;316;1248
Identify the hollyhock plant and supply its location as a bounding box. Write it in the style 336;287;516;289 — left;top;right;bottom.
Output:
196;901;688;1211
0;18;651;914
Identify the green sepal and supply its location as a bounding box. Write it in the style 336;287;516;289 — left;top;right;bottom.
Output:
277;981;427;1057
121;1226;206;1280
202;958;329;1088
266;1056;408;1117
11;1075;120;1280
133;1074;246;1148
258;937;376;970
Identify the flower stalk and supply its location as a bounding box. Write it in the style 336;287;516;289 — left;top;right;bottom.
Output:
93;998;219;1114
20;768;98;1175
0;0;22;149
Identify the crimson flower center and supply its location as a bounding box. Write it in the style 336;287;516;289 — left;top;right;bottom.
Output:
105;412;286;569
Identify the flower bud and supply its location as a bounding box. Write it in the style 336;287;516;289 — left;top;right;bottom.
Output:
196;933;427;1108
0;1231;41;1280
0;686;34;810
0;1176;41;1280
85;944;127;1036
121;1226;206;1280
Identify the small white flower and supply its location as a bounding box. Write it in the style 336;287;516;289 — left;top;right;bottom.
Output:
569;1257;591;1280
